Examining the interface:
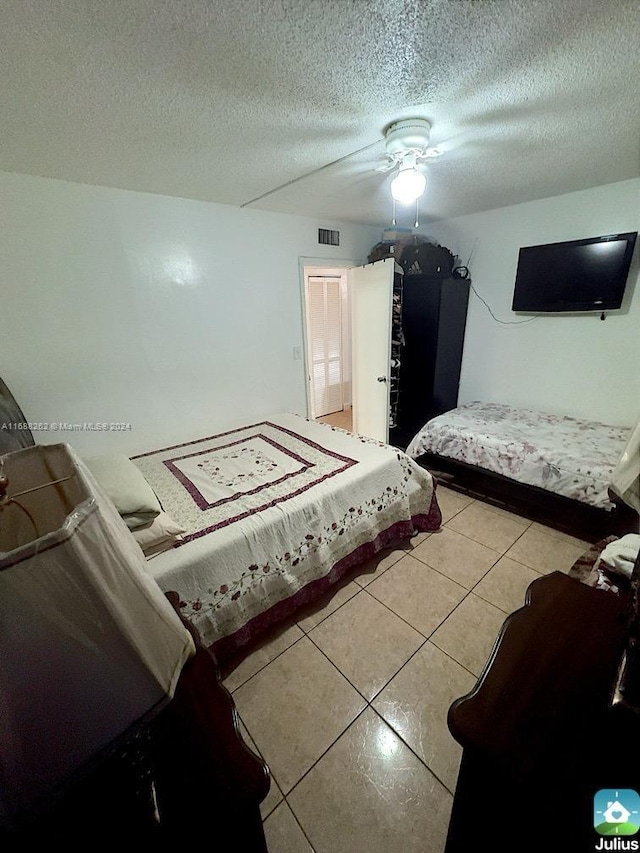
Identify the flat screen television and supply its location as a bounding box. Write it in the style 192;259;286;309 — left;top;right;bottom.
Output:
512;232;637;313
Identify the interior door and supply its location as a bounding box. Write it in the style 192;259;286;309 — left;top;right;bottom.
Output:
350;258;393;442
306;276;343;418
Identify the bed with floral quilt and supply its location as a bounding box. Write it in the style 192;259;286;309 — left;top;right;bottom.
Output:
133;413;441;663
405;401;631;511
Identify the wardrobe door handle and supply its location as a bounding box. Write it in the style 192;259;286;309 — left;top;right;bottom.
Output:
377;376;388;383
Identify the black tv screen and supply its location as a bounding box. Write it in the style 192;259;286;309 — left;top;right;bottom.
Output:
512;232;637;313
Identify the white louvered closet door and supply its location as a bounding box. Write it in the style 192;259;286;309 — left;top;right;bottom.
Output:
307;276;343;418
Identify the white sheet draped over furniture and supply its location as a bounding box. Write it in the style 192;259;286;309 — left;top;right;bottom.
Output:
406;401;631;510
0;444;195;826
611;416;640;513
134;414;440;659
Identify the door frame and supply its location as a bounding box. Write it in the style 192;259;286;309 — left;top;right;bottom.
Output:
304;271;346;420
298;256;363;420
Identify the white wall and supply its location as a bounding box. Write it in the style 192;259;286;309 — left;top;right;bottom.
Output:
425;178;640;427
0;172;379;455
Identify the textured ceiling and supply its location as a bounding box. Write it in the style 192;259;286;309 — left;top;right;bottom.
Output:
0;0;638;226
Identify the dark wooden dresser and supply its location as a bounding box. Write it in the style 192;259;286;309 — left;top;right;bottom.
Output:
445;568;640;853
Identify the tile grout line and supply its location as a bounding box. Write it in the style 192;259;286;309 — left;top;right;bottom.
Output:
399;589;481;679
360;584;481;680
460;518;589;637
282;704;371;798
404;548;500;589
472;588;517;615
236;711;287;803
359;548;510;680
353;548;405;590
365;705;460;797
278;694;462;802
227;630;307;694
426;570;526;681
465;522;538;595
423;638;483;681
438;503;533;546
294;573;488;770
436;484;598;548
418;585;497;678
254;627;455;804
395;538;502;594
304;623;390;704
422;524;579;679
234;618;410;792
278;796;317;851
408;502;555;594
297;581;362;633
471;552;546;613
360;583;431;642
227;573;397;695
442;517;531;552
292;594;488;799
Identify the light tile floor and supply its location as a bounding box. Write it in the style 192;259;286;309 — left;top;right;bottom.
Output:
224;484;591;852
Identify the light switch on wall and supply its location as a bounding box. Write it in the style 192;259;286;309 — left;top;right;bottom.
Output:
293;346;302;361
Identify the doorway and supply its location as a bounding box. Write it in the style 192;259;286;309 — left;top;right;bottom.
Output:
302;265;352;430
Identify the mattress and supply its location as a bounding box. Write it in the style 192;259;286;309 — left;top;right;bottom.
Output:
406;401;631;510
134;413;441;660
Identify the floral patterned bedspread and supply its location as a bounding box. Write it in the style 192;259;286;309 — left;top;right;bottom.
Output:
135;414;440;658
405;401;631;510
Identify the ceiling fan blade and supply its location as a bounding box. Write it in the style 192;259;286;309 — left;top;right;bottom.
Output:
415;147;443;162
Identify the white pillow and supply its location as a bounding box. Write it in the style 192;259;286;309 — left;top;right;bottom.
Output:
84;454;162;529
132;511;185;556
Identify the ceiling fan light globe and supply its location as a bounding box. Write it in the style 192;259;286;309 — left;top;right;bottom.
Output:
390;168;426;204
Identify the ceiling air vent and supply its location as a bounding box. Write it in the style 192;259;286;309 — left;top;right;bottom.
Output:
318;228;340;246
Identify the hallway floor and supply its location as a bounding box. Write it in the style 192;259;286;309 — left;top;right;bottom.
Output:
315;407;352;431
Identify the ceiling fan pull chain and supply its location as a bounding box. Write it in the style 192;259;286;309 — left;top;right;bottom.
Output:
414;198;420;228
391;198;397;226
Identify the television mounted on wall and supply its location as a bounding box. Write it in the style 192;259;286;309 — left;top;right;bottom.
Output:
512;232;637;313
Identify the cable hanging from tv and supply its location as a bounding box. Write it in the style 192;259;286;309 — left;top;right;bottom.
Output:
470;282;540;326
461;239;538;326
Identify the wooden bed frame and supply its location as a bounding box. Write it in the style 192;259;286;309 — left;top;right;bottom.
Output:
417;451;637;541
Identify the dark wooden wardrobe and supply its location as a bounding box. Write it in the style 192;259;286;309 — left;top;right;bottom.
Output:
390;274;470;450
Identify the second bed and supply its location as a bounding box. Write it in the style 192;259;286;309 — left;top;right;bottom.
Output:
406;401;631;512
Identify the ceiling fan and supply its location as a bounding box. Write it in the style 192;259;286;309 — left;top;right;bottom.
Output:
376;118;442;224
241;116;441;222
376;118;441;173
